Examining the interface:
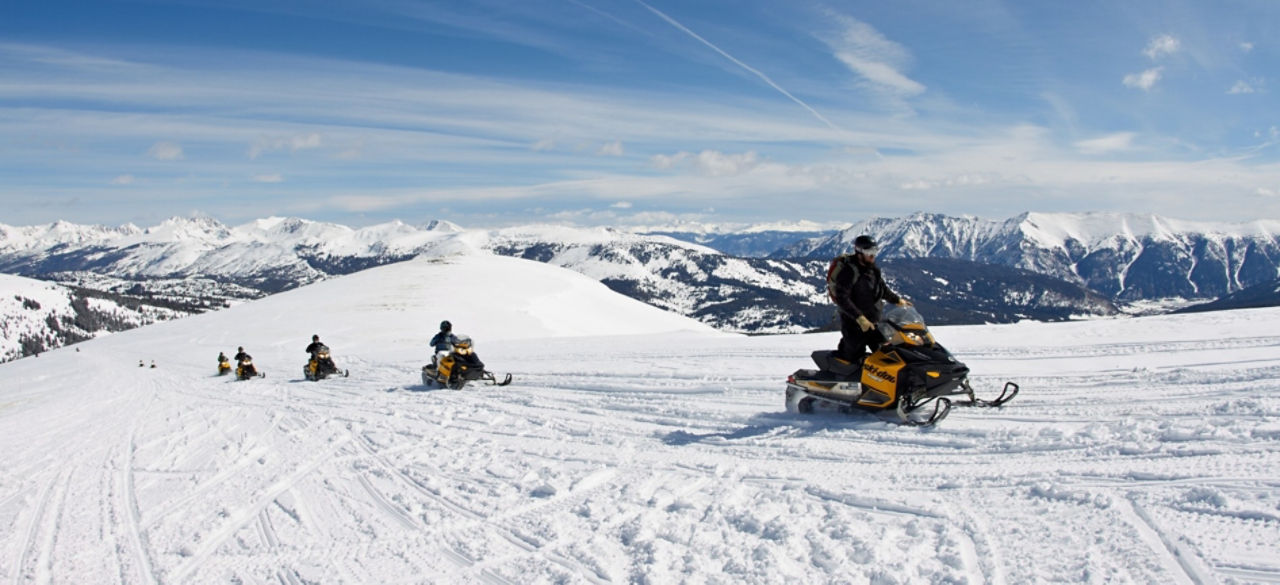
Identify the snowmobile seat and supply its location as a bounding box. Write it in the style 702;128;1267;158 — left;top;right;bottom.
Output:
811;350;861;377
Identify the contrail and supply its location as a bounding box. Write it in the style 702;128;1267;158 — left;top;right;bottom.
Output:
634;0;843;132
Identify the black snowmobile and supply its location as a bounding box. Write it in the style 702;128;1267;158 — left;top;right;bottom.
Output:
304;344;348;381
785;305;1018;426
236;357;263;380
421;335;512;390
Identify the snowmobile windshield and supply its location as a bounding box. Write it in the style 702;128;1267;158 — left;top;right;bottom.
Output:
453;335;474;354
879;305;931;346
881;305;925;329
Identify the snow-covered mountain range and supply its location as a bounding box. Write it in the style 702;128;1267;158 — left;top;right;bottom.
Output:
778;212;1280;302
1;211;1276;361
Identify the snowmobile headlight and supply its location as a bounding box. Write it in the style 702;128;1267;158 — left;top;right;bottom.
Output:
898;331;924;345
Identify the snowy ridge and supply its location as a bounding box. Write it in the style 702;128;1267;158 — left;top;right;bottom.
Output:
783;211;1280;301
0;273;187;361
0;249;1276;584
1;212;1277;341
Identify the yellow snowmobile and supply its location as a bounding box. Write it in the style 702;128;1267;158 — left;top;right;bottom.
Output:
786;305;1018;426
304;344;347;381
235;357;262;380
421;335;511;390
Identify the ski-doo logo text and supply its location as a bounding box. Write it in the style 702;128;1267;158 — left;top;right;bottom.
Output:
865;364;896;384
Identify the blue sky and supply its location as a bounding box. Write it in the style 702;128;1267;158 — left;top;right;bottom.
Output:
2;0;1277;228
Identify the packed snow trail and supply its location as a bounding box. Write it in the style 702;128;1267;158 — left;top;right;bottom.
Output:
1;255;1278;584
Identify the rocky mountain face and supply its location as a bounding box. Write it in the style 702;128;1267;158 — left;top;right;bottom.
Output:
775;212;1280;302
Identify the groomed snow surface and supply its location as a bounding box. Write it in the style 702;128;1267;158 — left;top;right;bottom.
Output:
2;253;1278;584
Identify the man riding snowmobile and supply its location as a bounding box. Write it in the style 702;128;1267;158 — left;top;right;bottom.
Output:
827;235;908;369
429;321;459;366
304;334;346;380
786;304;1018;425
235;351;259;380
421;331;511;390
786;235;1017;425
218;352;231;375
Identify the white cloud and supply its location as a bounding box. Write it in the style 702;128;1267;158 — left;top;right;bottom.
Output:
1257;187;1277;197
1239;42;1254;53
532;139;556;151
1075;132;1136;154
252;173;284;183
110;174;135;185
147;141;184;160
1143;35;1181;59
1123;68;1163;91
834;53;926;96
898;174;992;191
597;141;624;156
693;150;759;176
650;150;761;177
248;133;323;159
1228;78;1264;95
826;15;925;97
610;201;632;209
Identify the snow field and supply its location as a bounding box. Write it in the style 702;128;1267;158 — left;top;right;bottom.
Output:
1;253;1277;584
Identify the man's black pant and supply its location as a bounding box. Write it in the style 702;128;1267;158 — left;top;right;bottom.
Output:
836;313;884;364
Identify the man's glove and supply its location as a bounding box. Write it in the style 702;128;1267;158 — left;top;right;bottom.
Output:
856;315;874;331
897;299;913;307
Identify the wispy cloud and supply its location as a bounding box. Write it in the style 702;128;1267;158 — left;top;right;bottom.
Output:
1143;35;1181;60
252;173;284;183
597;140;624;156
249;133;323;159
651;150;761;177
1075;132;1136;155
110;174;135;185
1228;79;1260;94
147;141;184;160
633;0;842;132
1123;67;1163;91
824;14;925;97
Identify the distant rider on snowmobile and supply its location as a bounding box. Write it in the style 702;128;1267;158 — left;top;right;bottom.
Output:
828;235;910;366
233;347;257;379
305;334;340;379
429;320;459;365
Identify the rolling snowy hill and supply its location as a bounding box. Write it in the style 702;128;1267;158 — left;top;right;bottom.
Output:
1;248;1277;584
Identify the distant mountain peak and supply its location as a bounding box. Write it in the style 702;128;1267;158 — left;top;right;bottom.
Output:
421;219;464;232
